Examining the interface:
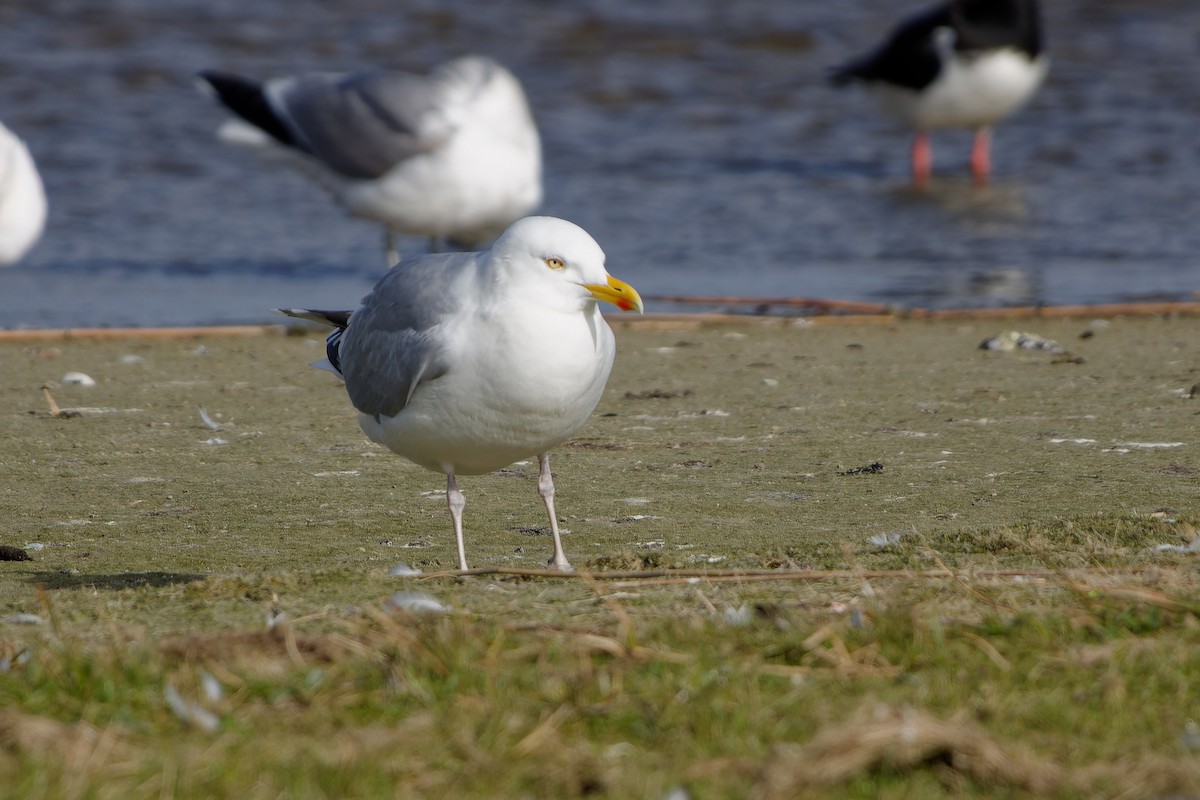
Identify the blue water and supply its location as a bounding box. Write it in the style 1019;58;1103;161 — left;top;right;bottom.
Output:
0;0;1196;328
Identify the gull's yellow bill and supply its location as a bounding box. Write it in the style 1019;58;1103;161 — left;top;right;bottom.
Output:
583;275;643;313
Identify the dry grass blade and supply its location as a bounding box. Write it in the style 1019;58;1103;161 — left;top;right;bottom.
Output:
1091;586;1200;614
755;704;1065;797
575;567;637;648
570;631;691;665
1058;575;1200;616
41;387;63;417
0;711;130;771
159;626;350;677
961;631;1012;672
921;546;1014;612
513;704;573;757
34;584;60;638
799;625;900;678
574;632;626;658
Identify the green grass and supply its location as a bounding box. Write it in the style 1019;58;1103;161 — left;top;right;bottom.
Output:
2;569;1198;798
1;316;1199;797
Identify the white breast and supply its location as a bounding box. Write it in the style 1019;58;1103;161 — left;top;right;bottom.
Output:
875;49;1048;131
358;304;615;475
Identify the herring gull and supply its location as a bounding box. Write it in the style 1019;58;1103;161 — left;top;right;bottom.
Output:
277;216;642;571
198;56;542;265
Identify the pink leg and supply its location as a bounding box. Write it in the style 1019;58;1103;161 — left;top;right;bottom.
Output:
971;128;991;184
446;472;469;571
537;454;572;571
911;131;932;187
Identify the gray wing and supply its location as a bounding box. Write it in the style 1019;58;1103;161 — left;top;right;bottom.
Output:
338;252;480;419
267;70;444;179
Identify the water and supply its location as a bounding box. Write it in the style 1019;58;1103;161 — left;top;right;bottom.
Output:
0;0;1196;328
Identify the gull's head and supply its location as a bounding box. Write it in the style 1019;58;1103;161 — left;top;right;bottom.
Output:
491;216;643;314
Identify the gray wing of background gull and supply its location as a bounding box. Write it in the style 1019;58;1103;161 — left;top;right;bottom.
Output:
267;59;498;180
336;251;484;419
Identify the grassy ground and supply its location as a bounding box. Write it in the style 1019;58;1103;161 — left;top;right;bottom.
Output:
0;314;1198;798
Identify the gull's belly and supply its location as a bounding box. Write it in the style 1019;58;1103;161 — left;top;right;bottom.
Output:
360;314;614;475
343;131;542;240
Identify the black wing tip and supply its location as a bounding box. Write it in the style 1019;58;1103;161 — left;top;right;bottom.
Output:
197;71;300;148
273;308;354;328
194;69;259;96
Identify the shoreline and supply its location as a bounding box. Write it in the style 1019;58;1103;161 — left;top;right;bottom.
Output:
1;299;1199;341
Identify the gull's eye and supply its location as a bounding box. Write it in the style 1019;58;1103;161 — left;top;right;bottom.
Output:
544;257;565;271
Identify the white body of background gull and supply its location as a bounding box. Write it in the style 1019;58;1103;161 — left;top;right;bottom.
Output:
0;121;47;266
831;0;1046;185
278;216;642;572
198;56;542;265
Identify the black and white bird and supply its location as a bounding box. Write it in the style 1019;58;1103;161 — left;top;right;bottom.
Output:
277;216;643;572
197;56;542;265
0;121;46;266
830;0;1046;185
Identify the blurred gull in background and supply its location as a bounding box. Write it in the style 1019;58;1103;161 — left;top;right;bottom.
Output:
197;55;542;265
830;0;1046;186
276;216;643;572
0;121;47;266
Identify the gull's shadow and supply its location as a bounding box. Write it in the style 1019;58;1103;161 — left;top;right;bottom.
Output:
26;571;206;591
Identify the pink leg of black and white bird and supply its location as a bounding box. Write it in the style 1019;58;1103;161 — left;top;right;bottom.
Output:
911;132;933;186
970;127;992;184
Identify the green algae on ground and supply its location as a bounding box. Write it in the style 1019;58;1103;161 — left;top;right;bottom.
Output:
0;315;1198;797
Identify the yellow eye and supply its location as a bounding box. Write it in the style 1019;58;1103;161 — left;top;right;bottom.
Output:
544;257;565;271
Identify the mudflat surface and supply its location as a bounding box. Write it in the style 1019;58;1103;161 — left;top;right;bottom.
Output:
2;315;1195;601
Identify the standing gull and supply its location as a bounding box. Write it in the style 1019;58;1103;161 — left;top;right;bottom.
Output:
830;0;1046;186
198;56;542;265
278;216;642;572
0;121;47;266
